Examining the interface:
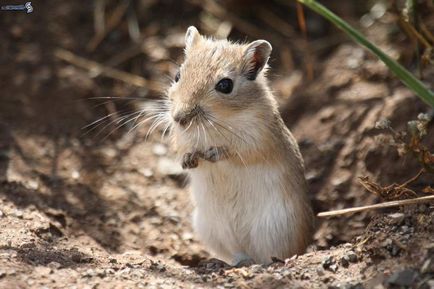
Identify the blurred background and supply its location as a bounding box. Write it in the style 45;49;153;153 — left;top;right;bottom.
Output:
0;0;433;285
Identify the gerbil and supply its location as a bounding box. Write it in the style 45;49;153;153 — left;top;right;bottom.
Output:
165;26;314;265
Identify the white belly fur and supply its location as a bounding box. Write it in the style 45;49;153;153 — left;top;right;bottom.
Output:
189;160;304;264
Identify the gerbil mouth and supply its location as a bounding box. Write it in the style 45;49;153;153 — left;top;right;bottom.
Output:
173;109;245;150
173;106;201;127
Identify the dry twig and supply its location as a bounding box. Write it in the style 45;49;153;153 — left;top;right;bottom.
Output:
358;169;424;201
318;195;434;217
87;1;129;52
296;2;314;80
55;48;154;89
193;0;283;46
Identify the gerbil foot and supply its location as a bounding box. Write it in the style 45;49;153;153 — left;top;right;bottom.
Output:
234;258;255;268
232;253;255;267
181;152;200;169
203;146;228;162
197;258;231;271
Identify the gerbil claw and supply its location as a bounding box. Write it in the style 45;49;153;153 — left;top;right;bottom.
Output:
203;146;228;162
182;147;228;169
182;152;200;169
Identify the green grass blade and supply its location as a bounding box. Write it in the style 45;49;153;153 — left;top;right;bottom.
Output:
297;0;434;108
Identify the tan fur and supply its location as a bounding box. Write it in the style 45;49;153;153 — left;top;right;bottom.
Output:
166;26;314;265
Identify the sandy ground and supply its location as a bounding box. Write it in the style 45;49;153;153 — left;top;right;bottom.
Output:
1;1;433;288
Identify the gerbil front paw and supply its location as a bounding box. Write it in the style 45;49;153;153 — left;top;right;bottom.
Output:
203;146;228;162
181;152;200;169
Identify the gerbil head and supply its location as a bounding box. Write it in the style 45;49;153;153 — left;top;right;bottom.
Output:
167;26;274;151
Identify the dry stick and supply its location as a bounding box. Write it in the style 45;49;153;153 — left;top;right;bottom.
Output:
105;44;143;67
318;195;434;218
127;4;141;43
94;0;106;36
399;168;425;188
420;22;434;44
399;18;432;49
54;48;151;88
309;34;346;52
296;2;314;81
87;1;129;52
257;9;297;39
256;9;296;71
195;0;283;46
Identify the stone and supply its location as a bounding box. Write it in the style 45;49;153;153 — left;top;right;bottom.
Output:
13;210;23;218
316;266;325;276
71;171;80;179
139;168;153;178
322;256;336;271
386;269;418;286
388;213;405;225
329;264;339;273
340;256;349;268
346;251;358;263
421;259;433;274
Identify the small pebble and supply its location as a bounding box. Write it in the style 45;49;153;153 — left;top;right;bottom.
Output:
82;269;95;278
105;268;115;275
300;271;311;280
322;256;336;272
340;256;349;268
386;269;418;286
418;204;428;213
346;251;358;263
316;265;325;276
390;245;400;257
388;213;405;225
181;232;193;241
95;269;106;277
27;180;39;190
13;210;23;218
329;264;338;273
109;257;117;264
421;259;433;274
48;262;61;269
401;225;410;234
140;168;153;178
71;171;80;179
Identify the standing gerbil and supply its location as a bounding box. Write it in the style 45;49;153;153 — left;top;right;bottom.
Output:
165;26;314;266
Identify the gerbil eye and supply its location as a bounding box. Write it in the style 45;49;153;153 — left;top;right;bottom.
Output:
215;78;233;94
175;71;180;82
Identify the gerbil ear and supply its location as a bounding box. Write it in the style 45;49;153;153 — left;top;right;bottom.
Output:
242;40;272;80
185;26;201;51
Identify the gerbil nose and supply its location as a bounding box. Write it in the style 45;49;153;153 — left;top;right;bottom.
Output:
173;106;200;127
173;112;189;126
